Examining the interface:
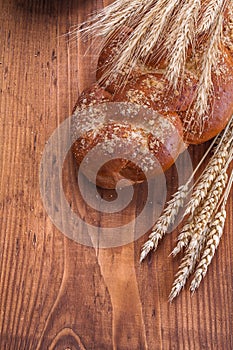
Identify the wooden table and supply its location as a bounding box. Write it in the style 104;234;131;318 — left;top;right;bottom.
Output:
0;0;232;349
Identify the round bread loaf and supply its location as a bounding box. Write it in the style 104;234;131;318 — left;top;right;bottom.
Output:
72;84;184;189
97;28;233;145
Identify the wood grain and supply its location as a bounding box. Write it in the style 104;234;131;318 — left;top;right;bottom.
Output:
0;0;232;349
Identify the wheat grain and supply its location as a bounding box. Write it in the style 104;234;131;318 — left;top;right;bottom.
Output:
75;0;230;119
140;183;189;262
99;0;182;87
184;148;228;217
198;0;227;34
169;231;206;301
189;168;233;293
169;171;228;300
184;120;233;217
165;0;201;88
184;13;224;135
171;220;196;257
140;118;233;262
190;208;227;292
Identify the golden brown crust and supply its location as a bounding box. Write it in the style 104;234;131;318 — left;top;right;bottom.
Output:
112;72;197;114
181;45;233;144
72;124;147;189
73;84;112;113
72;85;184;189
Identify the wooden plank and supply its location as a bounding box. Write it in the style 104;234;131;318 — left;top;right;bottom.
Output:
0;0;232;349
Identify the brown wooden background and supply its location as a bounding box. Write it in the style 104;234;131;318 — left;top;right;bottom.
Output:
0;0;233;349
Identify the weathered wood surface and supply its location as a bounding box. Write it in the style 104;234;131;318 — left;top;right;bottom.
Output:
0;0;232;349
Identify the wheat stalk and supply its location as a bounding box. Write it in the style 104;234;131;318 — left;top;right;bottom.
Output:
141;116;233;261
169;171;228;301
190;207;227;292
190;170;233;292
165;0;201;88
170;143;233;299
198;0;227;34
75;0;229;119
98;0;182;86
140;128;226;262
184;12;225;135
140;183;189;262
169;232;206;301
184;132;233;217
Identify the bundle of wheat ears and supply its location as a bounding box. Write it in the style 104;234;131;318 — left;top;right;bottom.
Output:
73;0;233;299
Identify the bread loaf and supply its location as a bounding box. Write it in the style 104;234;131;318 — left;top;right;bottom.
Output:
72;84;184;189
97;30;233;145
72;18;233;188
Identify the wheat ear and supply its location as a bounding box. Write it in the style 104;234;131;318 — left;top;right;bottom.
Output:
165;0;201;88
98;0;182;86
169;171;228;301
184;122;233;218
170;142;233;300
75;0;229;119
171;117;233;256
184;13;224;135
189;208;226;292
198;0;227;34
140;131;221;262
190;170;233;292
171;169;228;256
172;143;232;257
139;183;189;262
